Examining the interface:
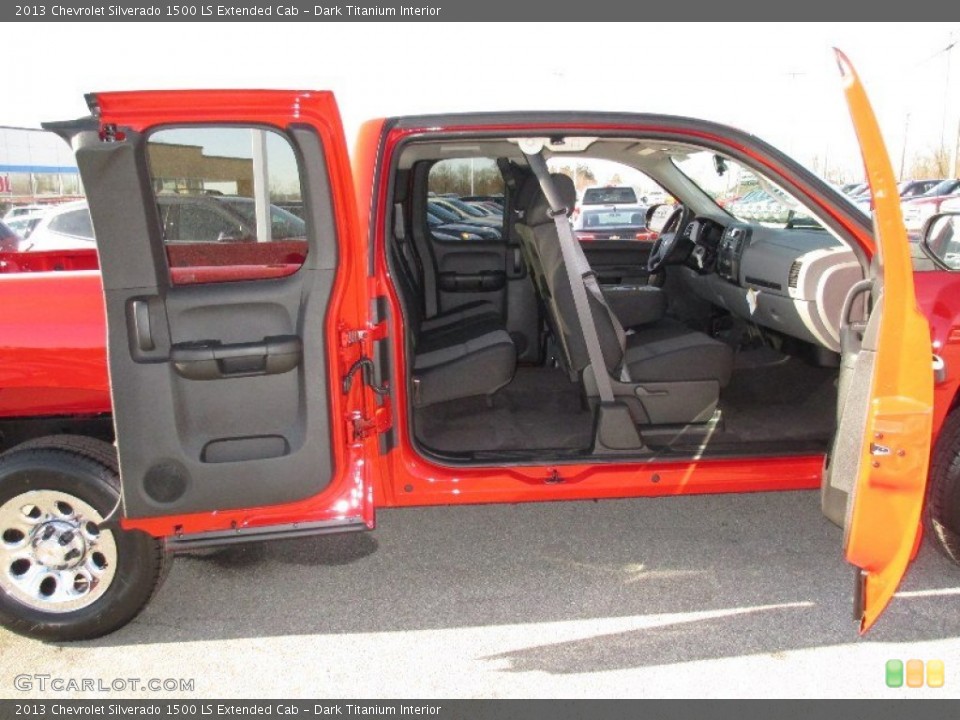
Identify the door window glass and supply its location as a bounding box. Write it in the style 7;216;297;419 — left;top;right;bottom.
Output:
427;158;504;242
146;127;307;285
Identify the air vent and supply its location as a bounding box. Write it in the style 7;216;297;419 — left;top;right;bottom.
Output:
788;259;803;289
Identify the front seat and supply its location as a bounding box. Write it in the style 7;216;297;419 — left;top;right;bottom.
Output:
518;173;734;425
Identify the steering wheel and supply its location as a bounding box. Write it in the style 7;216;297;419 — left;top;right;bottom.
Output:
647;205;688;273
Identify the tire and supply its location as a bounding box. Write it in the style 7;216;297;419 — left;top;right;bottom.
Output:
926;410;960;566
0;435;169;641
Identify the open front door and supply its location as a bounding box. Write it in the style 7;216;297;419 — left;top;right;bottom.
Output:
45;91;372;532
823;52;935;632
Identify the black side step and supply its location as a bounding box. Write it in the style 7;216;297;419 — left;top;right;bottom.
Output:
165;517;367;552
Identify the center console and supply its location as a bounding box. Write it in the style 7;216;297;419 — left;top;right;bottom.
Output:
716;225;751;285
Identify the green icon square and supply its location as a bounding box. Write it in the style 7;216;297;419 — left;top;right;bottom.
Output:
887;659;905;687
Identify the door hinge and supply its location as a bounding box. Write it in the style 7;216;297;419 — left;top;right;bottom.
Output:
347;406;392;441
99;123;126;143
340;322;387;348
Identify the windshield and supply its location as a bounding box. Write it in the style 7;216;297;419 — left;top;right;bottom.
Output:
923;179;960;197
671;151;824;230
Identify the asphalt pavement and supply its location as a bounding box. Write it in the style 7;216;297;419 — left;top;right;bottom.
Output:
3;490;960;698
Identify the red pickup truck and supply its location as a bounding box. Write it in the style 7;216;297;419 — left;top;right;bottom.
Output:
1;52;959;642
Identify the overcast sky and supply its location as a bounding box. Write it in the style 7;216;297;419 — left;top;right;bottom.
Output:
10;22;960;181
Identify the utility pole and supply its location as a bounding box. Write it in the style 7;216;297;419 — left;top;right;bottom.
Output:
251;129;270;244
953;118;960;178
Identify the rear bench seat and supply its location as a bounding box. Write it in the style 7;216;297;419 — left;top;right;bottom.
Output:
390;243;516;407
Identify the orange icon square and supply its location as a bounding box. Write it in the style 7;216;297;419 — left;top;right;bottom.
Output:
927;660;945;688
906;659;924;688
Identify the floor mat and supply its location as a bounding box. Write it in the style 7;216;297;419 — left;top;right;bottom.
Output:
414;367;595;455
415;354;838;457
657;352;838;453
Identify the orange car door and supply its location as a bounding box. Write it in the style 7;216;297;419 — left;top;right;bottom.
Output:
824;51;935;632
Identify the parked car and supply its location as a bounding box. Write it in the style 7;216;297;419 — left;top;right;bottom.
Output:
899;179;941;199
573;205;655;241
428;197;502;229
17;200;95;250
638;189;670;206
941;195;960;213
461;194;504;208
0;53;955;643
580;185;639;206
426;211;489;241
2;204;46;222
860;180;952;214
426;201;502;238
464;200;502;217
901;180;960;236
726;189;765;219
18;195;307;252
4;211;45;241
574;185;643;221
0;221;20;252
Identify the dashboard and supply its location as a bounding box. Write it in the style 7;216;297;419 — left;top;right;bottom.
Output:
677;216;863;353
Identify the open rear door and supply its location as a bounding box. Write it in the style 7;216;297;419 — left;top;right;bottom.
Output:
45;91;374;536
823;51;935;632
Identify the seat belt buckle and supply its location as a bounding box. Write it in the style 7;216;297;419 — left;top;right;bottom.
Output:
548;207;570;219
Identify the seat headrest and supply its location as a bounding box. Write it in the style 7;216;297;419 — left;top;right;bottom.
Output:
520;173;578;227
513;171;541;213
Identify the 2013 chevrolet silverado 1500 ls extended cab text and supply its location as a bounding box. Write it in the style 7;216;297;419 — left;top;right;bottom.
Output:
1;52;959;642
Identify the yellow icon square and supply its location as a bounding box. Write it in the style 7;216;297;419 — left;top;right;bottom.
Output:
927;660;945;688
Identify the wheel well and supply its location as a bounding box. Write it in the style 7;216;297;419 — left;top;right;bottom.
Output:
0;415;114;454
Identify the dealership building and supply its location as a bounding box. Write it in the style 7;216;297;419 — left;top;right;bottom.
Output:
0;126;82;212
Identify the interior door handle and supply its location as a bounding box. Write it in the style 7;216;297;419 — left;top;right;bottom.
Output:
842;279;873;325
130;299;155;351
839;279;873;353
171;335;302;380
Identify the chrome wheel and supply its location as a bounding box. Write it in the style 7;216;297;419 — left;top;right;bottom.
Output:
0;490;117;613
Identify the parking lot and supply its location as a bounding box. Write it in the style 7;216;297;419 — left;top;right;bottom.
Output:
2;489;959;698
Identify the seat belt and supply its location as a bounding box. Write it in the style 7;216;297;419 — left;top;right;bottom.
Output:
522;149;616;404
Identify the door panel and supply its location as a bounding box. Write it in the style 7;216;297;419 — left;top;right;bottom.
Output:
422;157;541;362
580;239;654;286
435;241;508;311
825;51;934;632
47;92;355;521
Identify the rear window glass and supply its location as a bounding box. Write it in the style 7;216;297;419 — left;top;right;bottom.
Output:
582;187;638;205
48;208;94;239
